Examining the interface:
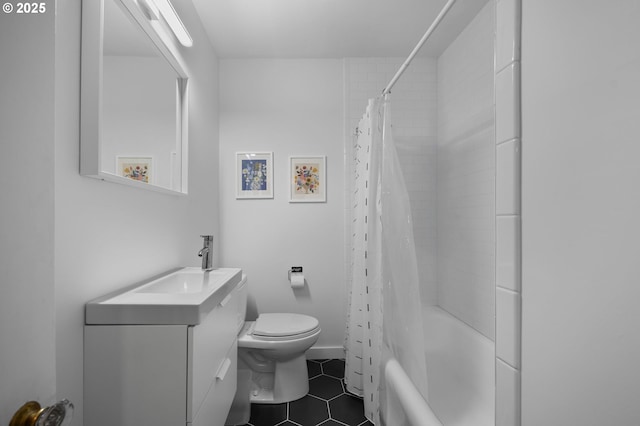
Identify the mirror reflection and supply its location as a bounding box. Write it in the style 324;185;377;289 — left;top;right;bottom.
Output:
100;0;185;192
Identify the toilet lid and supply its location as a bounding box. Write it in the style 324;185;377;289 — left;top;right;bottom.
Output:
253;313;319;337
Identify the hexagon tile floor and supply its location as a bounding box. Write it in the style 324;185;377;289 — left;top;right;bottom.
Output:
239;359;374;426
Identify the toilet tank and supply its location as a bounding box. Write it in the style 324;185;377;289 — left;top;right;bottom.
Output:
234;275;248;334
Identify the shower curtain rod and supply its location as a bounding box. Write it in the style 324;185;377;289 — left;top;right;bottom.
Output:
382;0;457;95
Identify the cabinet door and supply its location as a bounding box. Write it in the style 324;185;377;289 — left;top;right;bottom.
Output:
188;291;237;421
191;343;238;426
85;325;188;426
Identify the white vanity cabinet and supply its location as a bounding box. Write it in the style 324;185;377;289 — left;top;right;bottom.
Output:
84;269;244;426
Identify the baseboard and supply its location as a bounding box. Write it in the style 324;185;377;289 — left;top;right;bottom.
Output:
307;345;345;360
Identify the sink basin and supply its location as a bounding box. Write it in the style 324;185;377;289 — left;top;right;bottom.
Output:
134;268;230;294
85;267;242;325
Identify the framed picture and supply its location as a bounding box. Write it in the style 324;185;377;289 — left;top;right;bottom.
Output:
116;156;152;184
289;156;326;203
236;152;274;199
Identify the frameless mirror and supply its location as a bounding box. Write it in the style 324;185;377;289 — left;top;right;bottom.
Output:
81;0;189;194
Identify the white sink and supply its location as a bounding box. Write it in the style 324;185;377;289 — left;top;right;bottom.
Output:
85;267;242;325
134;268;231;294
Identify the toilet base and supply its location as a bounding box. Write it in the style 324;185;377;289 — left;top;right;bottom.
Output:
245;354;310;404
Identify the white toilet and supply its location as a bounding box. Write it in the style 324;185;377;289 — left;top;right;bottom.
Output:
234;277;321;404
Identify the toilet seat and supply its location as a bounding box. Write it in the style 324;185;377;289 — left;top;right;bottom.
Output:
253;313;319;338
238;313;320;343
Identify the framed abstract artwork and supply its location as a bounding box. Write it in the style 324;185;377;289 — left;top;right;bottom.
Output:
236;152;274;199
116;156;152;184
289;156;326;203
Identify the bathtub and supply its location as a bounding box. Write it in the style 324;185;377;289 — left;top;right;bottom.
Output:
383;306;494;426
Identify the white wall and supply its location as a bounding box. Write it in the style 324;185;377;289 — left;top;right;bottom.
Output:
344;57;438;306
54;1;220;424
436;2;495;340
0;7;56;423
219;59;346;355
521;1;640;424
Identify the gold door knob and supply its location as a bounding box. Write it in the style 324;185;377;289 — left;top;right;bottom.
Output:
9;401;43;426
10;399;73;426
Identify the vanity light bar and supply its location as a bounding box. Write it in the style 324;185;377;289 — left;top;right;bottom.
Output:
138;0;159;20
139;0;193;47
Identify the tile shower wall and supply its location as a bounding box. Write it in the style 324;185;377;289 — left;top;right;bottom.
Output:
495;0;522;425
344;5;522;422
436;2;496;340
344;57;438;305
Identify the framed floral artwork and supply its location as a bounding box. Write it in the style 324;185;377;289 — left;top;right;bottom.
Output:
236;152;274;199
289;156;326;203
116;156;152;184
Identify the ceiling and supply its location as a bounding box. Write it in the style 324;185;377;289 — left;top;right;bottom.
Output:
191;0;490;58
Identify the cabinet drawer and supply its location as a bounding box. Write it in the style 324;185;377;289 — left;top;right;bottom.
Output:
190;343;237;426
188;288;238;421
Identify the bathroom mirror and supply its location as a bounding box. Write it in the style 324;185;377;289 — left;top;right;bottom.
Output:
81;0;189;194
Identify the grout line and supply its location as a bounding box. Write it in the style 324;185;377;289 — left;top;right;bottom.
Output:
248;359;367;426
495;59;520;75
497;284;520;294
496;137;520;147
497;355;520;371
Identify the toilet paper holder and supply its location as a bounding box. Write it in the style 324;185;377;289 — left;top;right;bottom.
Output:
288;266;303;281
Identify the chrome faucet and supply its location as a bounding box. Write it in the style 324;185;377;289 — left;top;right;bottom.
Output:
198;235;214;271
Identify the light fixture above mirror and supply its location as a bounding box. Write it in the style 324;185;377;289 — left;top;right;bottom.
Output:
80;0;191;195
141;0;194;47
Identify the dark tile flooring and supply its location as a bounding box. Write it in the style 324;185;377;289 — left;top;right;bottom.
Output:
240;359;374;426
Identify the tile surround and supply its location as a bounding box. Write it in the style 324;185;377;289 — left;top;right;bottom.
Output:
437;1;496;340
496;287;522;368
496;139;521;215
495;0;522;424
496;359;521;426
343;1;523;422
496;0;521;70
496;215;521;292
496;63;521;144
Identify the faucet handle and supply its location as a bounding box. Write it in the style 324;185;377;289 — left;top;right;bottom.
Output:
200;235;213;242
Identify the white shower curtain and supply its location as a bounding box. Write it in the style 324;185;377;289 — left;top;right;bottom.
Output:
345;95;428;425
345;97;383;422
